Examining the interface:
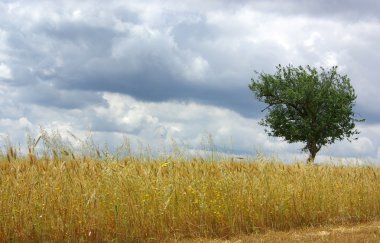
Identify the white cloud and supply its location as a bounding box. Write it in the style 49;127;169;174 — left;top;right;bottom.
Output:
377;147;380;160
92;92;300;156
304;32;322;49
0;117;32;129
0;63;12;80
323;52;339;67
184;56;209;81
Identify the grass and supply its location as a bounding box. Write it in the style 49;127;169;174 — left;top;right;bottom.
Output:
0;133;380;242
183;221;380;242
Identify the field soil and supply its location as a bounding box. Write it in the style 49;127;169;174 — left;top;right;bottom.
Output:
180;221;380;242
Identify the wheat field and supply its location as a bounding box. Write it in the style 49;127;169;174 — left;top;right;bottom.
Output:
0;135;379;242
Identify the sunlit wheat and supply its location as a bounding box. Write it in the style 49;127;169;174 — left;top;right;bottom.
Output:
0;133;379;241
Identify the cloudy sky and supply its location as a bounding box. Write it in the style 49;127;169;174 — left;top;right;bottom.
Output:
0;0;379;162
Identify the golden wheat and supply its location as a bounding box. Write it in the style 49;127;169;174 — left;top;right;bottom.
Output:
0;148;379;242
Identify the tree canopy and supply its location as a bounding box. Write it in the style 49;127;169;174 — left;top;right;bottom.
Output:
249;64;364;163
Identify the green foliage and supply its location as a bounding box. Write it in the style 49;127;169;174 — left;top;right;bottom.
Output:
249;65;364;163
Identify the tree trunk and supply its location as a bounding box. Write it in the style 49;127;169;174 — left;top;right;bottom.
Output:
307;150;316;164
307;140;318;165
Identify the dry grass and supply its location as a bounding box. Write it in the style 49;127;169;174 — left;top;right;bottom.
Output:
181;221;380;242
0;132;379;241
1;151;380;242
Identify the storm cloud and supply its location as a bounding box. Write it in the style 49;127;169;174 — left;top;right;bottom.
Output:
0;0;379;161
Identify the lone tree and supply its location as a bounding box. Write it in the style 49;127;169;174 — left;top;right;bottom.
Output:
249;65;364;164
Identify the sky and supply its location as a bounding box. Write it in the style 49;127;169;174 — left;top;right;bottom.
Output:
0;0;379;162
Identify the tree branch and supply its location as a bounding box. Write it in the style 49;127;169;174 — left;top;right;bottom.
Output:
261;105;272;112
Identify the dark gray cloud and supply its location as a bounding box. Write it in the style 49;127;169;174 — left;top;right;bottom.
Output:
249;0;380;21
0;1;256;112
17;85;106;110
0;0;379;161
171;15;218;45
1;0;378;117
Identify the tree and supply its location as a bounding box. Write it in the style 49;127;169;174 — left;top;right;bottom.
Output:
249;64;364;164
